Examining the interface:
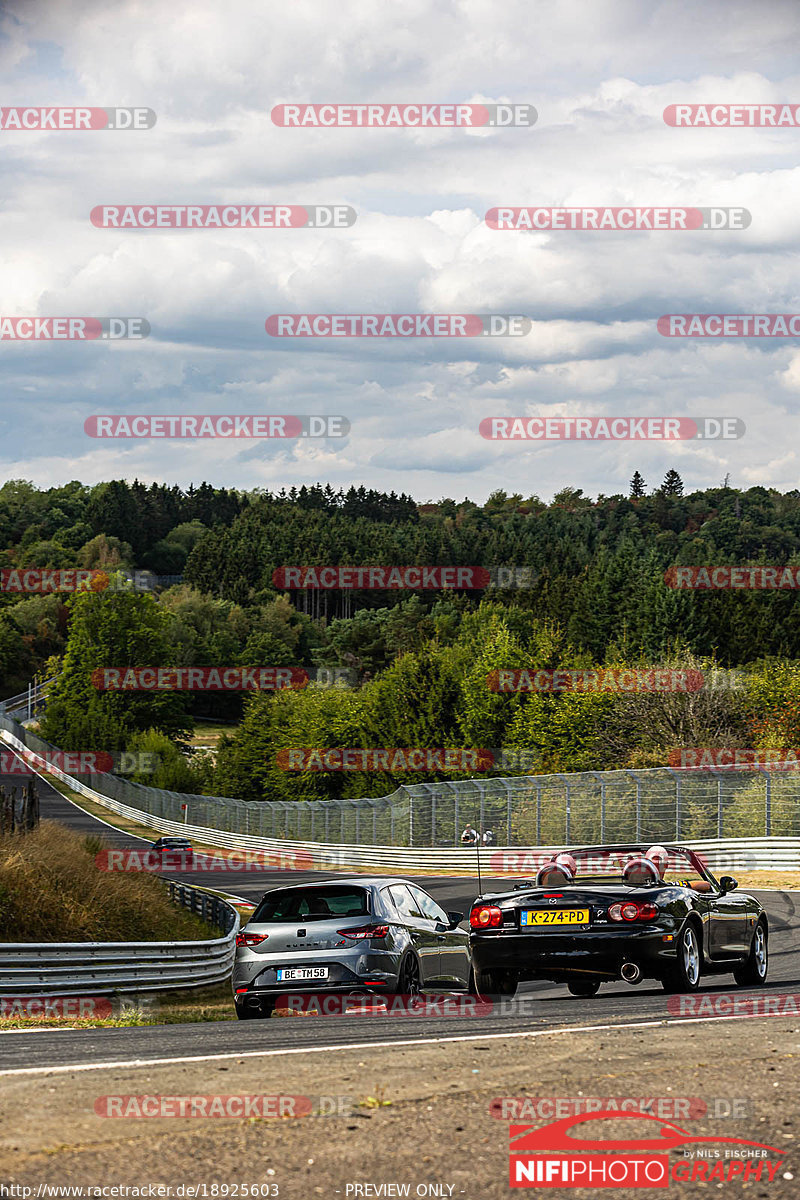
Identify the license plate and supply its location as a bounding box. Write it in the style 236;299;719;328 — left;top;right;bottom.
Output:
277;967;329;981
521;908;590;927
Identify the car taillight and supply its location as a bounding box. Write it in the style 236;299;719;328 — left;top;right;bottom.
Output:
236;931;269;947
470;905;503;929
608;902;658;922
337;924;389;940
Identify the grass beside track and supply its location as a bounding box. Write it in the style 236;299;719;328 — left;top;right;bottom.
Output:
0;820;213;942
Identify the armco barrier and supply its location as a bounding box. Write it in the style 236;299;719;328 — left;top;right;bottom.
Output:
1;722;796;875
0;882;239;996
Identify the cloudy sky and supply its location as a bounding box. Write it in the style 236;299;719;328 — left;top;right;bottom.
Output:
1;0;799;503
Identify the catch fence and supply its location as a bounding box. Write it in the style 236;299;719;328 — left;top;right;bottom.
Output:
0;708;797;846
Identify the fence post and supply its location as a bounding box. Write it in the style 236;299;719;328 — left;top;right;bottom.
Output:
555;776;571;843
536;784;542;844
506;783;513;845
760;768;771;836
454;787;459;847
716;774;723;839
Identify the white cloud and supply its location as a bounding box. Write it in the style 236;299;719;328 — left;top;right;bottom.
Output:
0;0;798;501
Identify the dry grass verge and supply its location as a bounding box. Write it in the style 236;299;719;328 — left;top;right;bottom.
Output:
0;820;212;942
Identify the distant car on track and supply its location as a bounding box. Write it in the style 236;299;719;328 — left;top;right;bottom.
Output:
149;836;194;867
232;877;471;1019
469;843;768;998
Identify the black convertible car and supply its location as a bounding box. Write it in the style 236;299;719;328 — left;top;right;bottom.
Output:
469;843;768;997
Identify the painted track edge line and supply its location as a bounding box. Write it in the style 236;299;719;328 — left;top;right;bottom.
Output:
1;1011;796;1078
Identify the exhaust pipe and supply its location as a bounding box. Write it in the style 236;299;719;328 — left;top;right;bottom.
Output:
621;962;642;984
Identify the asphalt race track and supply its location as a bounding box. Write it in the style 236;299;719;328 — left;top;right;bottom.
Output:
2;747;799;1076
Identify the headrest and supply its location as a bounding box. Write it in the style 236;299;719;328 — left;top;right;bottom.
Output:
622;856;660;887
536;862;574;887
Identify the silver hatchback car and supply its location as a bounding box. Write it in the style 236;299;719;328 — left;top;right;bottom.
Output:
233;877;471;1018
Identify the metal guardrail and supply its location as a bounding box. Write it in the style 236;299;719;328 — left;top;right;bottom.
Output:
1;722;795;875
2;705;798;844
0;881;239;996
0;677;55;722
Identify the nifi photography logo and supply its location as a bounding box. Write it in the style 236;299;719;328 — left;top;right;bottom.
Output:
508;1111;787;1188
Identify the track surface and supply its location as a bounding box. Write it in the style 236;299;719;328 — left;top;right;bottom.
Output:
2;747;798;1074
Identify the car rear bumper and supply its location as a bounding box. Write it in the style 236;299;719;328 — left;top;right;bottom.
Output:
470;927;678;980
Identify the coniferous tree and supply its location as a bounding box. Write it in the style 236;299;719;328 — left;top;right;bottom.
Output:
661;469;684;497
629;471;646;498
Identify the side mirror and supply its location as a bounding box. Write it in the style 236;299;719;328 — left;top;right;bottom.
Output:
719;876;738;893
447;911;464;930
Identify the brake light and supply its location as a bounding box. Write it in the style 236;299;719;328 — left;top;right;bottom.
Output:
236;931;269;947
608;902;658;922
470;905;503;929
337;924;389;940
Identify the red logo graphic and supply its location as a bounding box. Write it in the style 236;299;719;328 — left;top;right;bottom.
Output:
509;1112;785;1188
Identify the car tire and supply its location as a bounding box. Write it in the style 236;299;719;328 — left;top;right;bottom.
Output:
662;921;702;993
395;952;422;1000
567;979;601;997
734;920;768;987
474;968;518;1001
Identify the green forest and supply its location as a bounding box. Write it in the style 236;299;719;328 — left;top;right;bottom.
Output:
3;472;800;807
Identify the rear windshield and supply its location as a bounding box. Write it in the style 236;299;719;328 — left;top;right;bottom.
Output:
157;839;191;848
251;885;370;923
